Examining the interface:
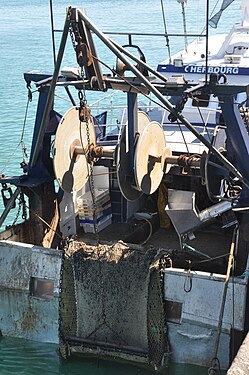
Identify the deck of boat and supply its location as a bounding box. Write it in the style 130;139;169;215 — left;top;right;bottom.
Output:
78;219;235;275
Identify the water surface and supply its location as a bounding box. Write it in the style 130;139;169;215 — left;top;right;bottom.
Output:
0;337;217;375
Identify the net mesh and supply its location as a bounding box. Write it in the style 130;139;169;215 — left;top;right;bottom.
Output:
59;253;77;358
209;0;235;28
59;240;169;369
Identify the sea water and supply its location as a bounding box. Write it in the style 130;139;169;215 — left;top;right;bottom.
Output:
0;0;240;373
0;337;220;375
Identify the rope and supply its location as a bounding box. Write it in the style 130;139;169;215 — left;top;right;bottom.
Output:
208;224;238;374
200;0;220;36
92;54;171;115
54;92;74;104
238;269;249;278
183;242;212;259
23;193;62;241
195;102;213;142
208;357;222;375
140;218;153;245
191;252;230;266
0;86;38;175
92;53;224;157
180;0;188;51
176;119;190;155
0;95;29;173
184;267;193;293
160;0;172;62
92;54;193;154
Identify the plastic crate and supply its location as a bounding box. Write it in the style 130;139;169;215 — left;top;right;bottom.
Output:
80;213;112;233
77;189;112;232
79;203;112;221
77;189;110;209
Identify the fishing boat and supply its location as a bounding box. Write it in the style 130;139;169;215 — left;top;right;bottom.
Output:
150;0;249;154
0;1;248;374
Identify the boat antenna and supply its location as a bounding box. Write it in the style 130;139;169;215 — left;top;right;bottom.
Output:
49;0;56;67
178;0;188;51
160;0;172;63
205;0;209;84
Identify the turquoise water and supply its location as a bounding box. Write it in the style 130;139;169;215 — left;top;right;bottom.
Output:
0;337;217;375
0;0;240;178
0;0;240;373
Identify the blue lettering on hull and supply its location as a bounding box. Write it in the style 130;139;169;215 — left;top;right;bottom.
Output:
157;64;249;75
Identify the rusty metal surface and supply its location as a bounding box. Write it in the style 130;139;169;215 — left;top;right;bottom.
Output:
0;240;62;343
164;268;248;369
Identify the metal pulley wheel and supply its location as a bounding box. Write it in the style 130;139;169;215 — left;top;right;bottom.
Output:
53;106;96;193
134;121;166;195
116;111;150;201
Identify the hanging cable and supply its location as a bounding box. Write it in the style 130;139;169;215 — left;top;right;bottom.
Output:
200;0;220;35
231;227;239;360
178;0;188;50
91;54;192;155
0;84;34;176
23;188;62;241
205;0;210;84
160;0;172;63
49;0;56;67
176;119;190;155
208;224;238;375
191;96;213;142
20;83;32;166
91;54;171;114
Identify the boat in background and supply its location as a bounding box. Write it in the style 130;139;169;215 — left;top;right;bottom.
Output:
0;1;248;374
149;0;249;154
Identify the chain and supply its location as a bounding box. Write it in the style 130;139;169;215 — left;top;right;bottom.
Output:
78;66;87;105
20;192;27;220
78;67;99;243
87;137;99;243
11;192;27;226
69;21;87;69
69;21;77;51
12;195;22;226
208;357;222;375
58;240;69;359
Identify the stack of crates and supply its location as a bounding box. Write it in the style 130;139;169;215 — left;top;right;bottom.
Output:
77;189;112;233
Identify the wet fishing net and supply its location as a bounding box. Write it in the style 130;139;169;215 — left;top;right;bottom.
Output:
59;240;169;370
